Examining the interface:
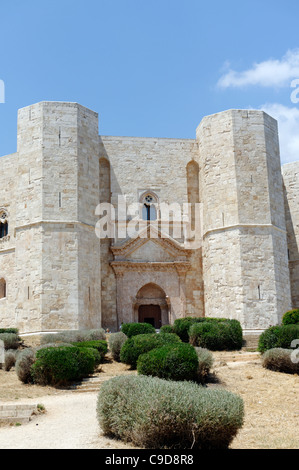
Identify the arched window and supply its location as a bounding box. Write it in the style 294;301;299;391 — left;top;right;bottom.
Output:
140;193;158;221
0;210;8;239
0;279;6;299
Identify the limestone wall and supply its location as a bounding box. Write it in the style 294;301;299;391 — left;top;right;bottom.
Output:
13;102;101;332
282;161;299;308
99;135;204;327
197;109;291;329
0;153;17;328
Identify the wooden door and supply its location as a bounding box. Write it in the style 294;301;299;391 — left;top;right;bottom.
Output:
138;305;162;329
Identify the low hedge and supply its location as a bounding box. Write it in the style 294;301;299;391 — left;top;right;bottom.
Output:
108;332;128;362
120;333;181;369
137;343;199;382
282;309;299;325
71;340;108;363
16;349;36;383
0;328;19;335
31;346;96;386
189;320;243;351
40;328;106;345
262;348;299;374
97;375;244;449
258;324;299;353
0;333;20;350
120;322;156;338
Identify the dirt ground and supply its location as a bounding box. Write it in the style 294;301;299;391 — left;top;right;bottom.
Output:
0;335;298;449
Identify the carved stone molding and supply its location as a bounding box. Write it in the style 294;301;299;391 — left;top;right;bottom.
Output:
110;261;191;274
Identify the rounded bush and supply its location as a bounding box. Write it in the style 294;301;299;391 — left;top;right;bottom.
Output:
137;343;199;382
71;340;108;362
31;346;96;386
262;348;299;374
108;332;127;362
258;324;299;353
282;309;299;325
97;375;244;449
173;317;202;342
0;333;20;350
189;320;243;351
4;349;19;371
120;333;181;369
195;347;214;383
159;325;175;334
120;322;156;338
16;349;36;383
173;317;228;343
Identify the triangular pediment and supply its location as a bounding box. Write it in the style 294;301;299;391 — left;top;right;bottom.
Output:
111;224;190;262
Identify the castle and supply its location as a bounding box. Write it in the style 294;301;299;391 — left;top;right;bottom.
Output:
0;101;298;335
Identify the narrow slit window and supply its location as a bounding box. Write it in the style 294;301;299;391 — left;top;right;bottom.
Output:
0;279;6;299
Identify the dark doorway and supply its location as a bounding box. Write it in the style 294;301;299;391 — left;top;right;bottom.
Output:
138;304;162;329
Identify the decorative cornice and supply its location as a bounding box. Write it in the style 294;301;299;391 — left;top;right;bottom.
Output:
110;260;191;275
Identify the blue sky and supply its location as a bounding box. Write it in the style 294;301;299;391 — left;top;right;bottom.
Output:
1;0;299;163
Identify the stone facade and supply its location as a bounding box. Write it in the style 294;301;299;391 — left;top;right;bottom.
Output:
0;101;297;334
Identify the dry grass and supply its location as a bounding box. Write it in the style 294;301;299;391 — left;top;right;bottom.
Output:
211;354;299;449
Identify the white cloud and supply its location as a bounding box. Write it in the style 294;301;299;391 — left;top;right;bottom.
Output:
261;103;299;164
218;49;299;89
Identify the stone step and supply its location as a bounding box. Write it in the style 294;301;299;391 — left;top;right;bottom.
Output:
0;404;38;425
0;417;32;425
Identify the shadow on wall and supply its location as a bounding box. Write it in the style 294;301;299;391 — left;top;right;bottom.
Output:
283;182;299;309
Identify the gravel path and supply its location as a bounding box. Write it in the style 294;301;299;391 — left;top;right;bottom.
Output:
0;392;134;449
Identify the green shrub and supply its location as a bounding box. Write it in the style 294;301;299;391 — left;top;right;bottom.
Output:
120;333;181;369
40;328;106;345
108;332;127;361
159;325;175;334
97;375;244;449
31;346;96;386
189;320;243;351
195;347;214;383
262;348;299;374
137;343;199;382
173;317;228;343
120;322;156;338
72;340;108;363
83;347;102;366
0;328;19;335
0;333;20;350
282;309;299;325
258;324;299;353
15;349;36;383
173;317;201;342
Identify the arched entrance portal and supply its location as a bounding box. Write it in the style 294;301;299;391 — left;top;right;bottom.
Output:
134;283;169;328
